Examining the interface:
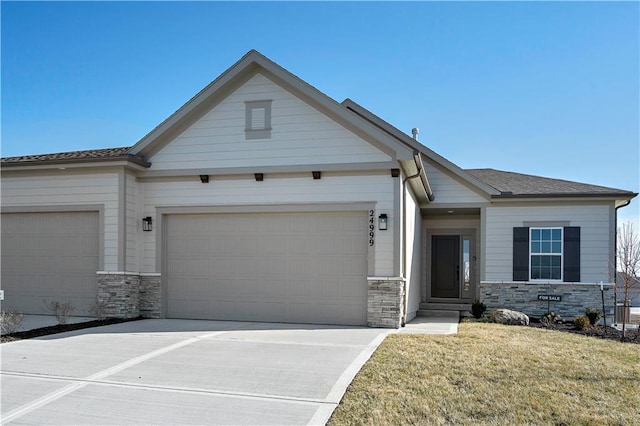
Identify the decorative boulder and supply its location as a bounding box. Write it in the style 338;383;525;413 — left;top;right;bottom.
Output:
490;309;529;326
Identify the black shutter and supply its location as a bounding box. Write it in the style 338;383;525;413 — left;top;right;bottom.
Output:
513;227;529;281
564;226;580;282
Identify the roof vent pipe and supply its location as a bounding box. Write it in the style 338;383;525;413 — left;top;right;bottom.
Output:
411;128;419;140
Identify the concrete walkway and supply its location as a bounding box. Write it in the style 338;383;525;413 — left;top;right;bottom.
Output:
398;313;460;335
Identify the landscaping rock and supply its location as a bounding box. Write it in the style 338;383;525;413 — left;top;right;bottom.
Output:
491;309;529;326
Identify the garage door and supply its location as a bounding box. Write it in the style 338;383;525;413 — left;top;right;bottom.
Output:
1;212;99;315
166;211;368;325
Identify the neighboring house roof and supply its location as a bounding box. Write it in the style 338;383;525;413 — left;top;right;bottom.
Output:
467;168;636;199
1;147;150;168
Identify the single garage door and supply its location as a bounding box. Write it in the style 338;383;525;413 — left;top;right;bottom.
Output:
166;211;368;325
1;212;99;315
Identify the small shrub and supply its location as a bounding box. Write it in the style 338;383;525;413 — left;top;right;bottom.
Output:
584;307;602;326
573;315;590;331
88;298;109;320
1;308;24;334
471;300;487;319
43;300;75;325
540;311;562;328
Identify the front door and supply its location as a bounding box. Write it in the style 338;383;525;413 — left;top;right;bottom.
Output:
431;235;460;298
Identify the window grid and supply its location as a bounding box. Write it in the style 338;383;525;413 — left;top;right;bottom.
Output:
530;227;562;280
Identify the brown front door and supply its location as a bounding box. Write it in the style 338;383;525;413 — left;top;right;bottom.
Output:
431;235;460;298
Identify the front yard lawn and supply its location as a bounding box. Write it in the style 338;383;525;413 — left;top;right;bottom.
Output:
329;323;640;425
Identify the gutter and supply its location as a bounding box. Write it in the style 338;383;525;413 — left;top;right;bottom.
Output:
0;155;152;169
412;151;435;202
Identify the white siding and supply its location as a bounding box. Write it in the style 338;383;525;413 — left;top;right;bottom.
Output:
484;204;613;283
141;173;395;276
1;173;120;270
149;73;391;170
404;183;422;320
424;161;487;204
125;172;137;271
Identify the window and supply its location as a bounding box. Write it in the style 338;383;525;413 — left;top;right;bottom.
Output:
513;226;580;282
245;100;272;139
530;228;562;280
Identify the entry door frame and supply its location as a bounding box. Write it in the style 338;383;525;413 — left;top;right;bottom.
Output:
425;228;477;303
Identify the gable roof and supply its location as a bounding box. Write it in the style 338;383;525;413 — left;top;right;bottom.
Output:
127;49;415;162
467;168;637;198
1;147;149;168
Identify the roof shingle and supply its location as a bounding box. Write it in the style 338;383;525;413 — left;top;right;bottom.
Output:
467;168;634;197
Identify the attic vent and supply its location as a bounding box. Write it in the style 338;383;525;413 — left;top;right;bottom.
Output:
245;100;272;140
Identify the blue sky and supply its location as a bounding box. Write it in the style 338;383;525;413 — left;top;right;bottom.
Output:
2;1;639;225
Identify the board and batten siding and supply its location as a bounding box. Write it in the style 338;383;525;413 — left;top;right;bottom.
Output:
149;73;391;170
141;173;395;276
483;204;613;283
1;173;120;270
423;161;487;204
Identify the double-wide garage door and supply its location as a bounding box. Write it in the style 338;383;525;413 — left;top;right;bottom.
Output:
166;211;368;326
1;212;99;315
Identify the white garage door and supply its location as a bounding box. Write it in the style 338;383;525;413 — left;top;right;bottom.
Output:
1;212;99;315
166;211;368;325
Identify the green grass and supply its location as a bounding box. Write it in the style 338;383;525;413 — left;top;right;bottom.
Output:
329;323;640;425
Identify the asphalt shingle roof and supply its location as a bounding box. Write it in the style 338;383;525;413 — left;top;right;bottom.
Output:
1;147;132;164
467;168;634;197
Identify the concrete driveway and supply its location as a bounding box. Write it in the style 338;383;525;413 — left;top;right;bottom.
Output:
1;319;390;425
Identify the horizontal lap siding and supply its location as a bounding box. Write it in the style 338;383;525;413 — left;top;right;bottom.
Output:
141;174;394;276
1;173;120;270
149;73;391;170
484;204;613;282
125;173;137;271
424;162;487;204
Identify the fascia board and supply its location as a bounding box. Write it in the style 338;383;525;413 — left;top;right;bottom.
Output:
0;158;149;173
342;98;501;197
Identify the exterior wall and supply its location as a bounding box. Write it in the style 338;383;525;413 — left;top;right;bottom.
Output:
367;278;405;328
423;160;487;205
483;203;614;283
1;171;120;270
404;182;422;320
125;172;138;271
96;272;140;318
141;172;395;276
139;274;162;318
480;281;615;322
149;73;391;170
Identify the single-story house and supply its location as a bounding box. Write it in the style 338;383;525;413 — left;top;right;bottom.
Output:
1;50;636;327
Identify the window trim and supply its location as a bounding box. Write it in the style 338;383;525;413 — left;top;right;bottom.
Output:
529;227;563;281
245;100;272;139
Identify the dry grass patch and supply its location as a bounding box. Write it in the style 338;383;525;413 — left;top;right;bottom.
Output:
329;323;640;425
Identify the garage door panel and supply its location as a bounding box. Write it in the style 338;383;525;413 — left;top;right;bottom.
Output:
166;212;368;325
1;212;99;315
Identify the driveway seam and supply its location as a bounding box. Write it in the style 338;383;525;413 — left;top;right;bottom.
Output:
1;330;227;424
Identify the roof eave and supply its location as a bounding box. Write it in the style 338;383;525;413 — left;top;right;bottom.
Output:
0;155;151;170
491;192;638;201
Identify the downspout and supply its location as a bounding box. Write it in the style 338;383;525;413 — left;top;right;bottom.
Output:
614;199;632;315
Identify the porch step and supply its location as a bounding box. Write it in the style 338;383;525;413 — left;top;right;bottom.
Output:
419;302;471;313
416;309;460;319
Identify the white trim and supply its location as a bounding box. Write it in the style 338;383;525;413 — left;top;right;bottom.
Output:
96;271;141;276
367;276;405;281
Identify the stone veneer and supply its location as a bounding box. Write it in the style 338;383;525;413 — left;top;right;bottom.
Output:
479;281;615;322
367;277;405;328
97;272;161;319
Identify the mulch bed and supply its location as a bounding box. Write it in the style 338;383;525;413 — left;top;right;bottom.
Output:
527;318;640;344
1;317;143;343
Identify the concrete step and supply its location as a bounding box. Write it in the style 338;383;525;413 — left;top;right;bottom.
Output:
419;302;471;312
416;309;460;319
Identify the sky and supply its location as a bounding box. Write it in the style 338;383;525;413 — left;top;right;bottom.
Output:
2;1;639;227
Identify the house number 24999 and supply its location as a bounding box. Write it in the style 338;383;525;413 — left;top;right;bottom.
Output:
369;210;375;246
